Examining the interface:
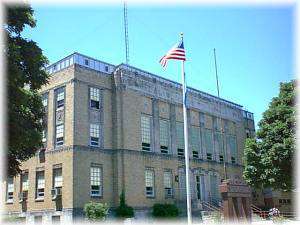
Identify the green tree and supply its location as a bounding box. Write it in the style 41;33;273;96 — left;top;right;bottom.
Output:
243;81;296;191
5;5;49;176
84;202;109;221
115;190;134;218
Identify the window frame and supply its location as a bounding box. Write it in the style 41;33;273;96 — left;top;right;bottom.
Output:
55;88;65;110
89;87;100;110
53;167;63;188
159;119;170;154
55;124;64;146
35;171;45;200
141;115;152;152
163;170;173;198
6;177;14;203
90;165;103;197
90;123;100;147
145;168;155;198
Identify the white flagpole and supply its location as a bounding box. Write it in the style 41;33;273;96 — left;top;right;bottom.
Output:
180;32;192;224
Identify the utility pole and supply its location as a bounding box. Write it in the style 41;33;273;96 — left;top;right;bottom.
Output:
123;1;129;65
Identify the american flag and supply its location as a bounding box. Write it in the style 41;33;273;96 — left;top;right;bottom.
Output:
159;40;186;68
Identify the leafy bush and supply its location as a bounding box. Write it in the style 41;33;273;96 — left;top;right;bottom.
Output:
152;203;179;218
115;190;134;218
84;202;109;221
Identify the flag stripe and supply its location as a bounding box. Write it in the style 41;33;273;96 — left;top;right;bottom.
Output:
159;40;186;68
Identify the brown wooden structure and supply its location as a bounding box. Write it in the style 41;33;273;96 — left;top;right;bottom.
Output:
219;179;252;222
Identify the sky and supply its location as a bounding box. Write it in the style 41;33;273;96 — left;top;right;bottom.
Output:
22;3;295;129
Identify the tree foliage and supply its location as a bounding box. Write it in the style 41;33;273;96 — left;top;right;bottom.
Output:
243;81;296;191
5;5;49;176
84;202;109;221
152;203;179;218
115;190;134;218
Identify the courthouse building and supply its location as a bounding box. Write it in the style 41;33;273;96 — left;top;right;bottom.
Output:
3;52;257;222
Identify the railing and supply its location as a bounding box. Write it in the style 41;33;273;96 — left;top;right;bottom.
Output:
251;204;296;219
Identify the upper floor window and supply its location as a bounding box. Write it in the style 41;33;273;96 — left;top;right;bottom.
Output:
203;128;213;160
90;87;100;110
245;129;250;138
36;171;45;200
145;169;154;197
164;171;173;198
227;135;238;164
199;112;205;127
42;93;48;108
90;165;102;197
84;59;89;66
176;122;184;156
21;172;29;192
56;124;64;146
53;167;63;188
213;117;221;131
159;120;169;154
191;126;200;159
141;115;151;151
20;172;29;201
56;88;65;109
90;124;100;147
6;177;14;203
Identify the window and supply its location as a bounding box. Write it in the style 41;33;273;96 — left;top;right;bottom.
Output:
246;129;250;138
6;177;14;203
56;124;64;146
196;175;201;200
38;149;46;163
206;153;212;160
34;216;43;224
42;130;46;143
21;172;29;192
193;151;199;159
53;168;63;188
199;112;205;127
52;216;60;223
203;129;213;160
227;135;237;164
219;155;224;162
56;88;65;109
164;171;173;198
36;171;45;200
159;120;169;154
90;124;100;146
141;115;151;151
191;126;200;158
42;93;48;107
214;132;224;154
178;149;184;157
213;117;221;131
210;175;220;199
176;122;184;156
85;59;89;66
231;157;236;164
90;165;102;197
105;65;109;72
145;169;154;197
90;87;100;109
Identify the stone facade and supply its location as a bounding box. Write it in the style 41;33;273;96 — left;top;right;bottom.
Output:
3;52;262;222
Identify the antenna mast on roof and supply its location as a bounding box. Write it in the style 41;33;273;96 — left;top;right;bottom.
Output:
213;48;228;181
123;1;130;65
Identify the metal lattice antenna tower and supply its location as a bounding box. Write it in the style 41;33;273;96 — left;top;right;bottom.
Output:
123;1;129;65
